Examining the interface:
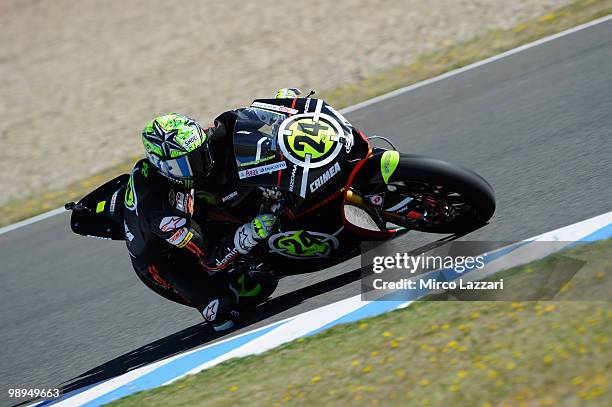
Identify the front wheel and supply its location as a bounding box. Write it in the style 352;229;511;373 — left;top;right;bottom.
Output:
352;153;495;234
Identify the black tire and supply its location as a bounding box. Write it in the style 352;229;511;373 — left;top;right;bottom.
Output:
389;154;495;233
354;153;495;234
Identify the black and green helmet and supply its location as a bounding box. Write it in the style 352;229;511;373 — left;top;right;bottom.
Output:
141;113;213;187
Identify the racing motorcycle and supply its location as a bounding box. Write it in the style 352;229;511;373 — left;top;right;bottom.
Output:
66;96;495;308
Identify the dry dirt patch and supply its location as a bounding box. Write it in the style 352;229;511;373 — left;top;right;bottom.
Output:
1;0;571;206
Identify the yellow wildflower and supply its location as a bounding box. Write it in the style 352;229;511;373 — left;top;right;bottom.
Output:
538;13;556;22
572;376;584;385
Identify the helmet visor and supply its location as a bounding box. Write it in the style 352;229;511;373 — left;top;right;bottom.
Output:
161;147;212;180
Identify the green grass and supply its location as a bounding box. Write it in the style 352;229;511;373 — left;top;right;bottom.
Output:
108;239;612;406
2;0;611;227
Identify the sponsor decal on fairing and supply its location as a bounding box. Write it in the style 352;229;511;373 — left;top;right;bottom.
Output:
238;161;287;179
251;101;298;115
110;190;119;214
385;196;413;213
221;191;238;203
365;193;385;207
309;162;341;193
288;165;298;192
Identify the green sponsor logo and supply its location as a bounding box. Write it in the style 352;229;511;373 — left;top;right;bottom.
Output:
125;172;136;210
96;201;106;213
238;154;275;167
380;150;400;184
269;230;339;259
141;161;150;177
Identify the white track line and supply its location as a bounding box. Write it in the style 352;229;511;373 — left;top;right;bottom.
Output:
4;13;612;237
0;207;66;235
38;210;612;407
341;13;612;114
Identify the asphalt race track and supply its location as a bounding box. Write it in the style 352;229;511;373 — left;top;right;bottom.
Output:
1;20;611;407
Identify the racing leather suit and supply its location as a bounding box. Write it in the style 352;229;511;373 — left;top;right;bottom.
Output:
123;110;272;327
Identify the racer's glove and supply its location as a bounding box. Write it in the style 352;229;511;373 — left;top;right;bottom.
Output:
275;88;301;99
235;214;278;254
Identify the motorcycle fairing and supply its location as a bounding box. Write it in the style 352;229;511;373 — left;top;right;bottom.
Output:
233;98;355;199
69;174;128;240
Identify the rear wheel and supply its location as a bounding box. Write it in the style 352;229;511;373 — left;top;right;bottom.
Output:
353;154;495;234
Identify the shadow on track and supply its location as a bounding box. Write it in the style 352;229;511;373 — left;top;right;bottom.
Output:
15;234;465;406
49;266;366;402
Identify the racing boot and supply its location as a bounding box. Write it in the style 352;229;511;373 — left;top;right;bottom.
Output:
201;292;241;332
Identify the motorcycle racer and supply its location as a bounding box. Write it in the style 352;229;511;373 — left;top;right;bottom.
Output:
65;87;496;333
123;91;295;331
